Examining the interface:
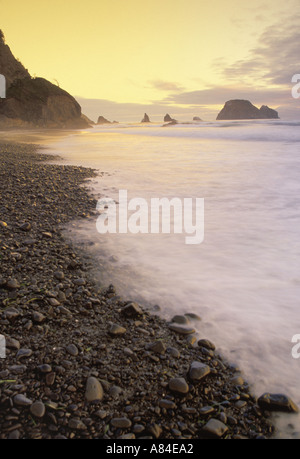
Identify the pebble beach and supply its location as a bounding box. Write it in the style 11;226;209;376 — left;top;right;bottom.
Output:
0;140;298;440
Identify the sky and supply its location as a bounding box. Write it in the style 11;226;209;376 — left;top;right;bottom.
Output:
1;0;300;121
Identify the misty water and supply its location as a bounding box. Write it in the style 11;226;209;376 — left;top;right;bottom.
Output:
44;120;300;438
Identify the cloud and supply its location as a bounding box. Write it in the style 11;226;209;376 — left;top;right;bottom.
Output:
217;12;300;87
148;79;185;92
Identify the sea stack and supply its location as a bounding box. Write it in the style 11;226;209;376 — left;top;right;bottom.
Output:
216;100;279;120
97;115;111;124
164;113;176;123
141;113;150;123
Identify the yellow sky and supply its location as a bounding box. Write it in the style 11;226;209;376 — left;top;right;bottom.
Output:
1;0;299;120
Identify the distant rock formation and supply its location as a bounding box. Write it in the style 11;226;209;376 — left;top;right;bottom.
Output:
193;116;202;121
97;115;111;124
141;113;150;123
0;30;90;128
217;100;279;120
259;105;279;119
162;119;178;127
164;113;177;123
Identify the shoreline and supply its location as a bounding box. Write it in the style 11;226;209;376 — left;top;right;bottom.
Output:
0;140;295;439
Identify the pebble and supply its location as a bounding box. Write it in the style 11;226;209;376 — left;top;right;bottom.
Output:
201;418;228;438
168;323;196;335
30;401;46;418
19;222;31;232
148;341;167;355
189;361;211;382
108;323;126;336
13;394;33;407
32;311;46;323
122;302;143;317
16;348;33;359
68;418;87;430
169;377;189;395
198;339;216;351
159;399;176;409
66;344;79;356
85;376;104;402
258;393;299;413
6;279;20;290
37;364;52;373
54;271;65;281
171;315;191;325
6;337;20;350
111;417;132;428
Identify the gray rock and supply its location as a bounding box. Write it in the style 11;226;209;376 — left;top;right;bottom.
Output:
54;270;65;281
198;339;215;350
111;417;132;428
32;311;46;323
159;399;176;409
30;401;46;418
171;315;190;325
108;323;126;336
189;361;211;382
14;394;33;406
122;302;143;317
37;364;52;373
85;376;104;402
169;377;189;394
201;418;228;438
3;307;20;320
16;348;33;359
6;336;20;350
6;279;20;290
68;418;87;430
257;393;299;413
66;344;78;356
148;341;167;355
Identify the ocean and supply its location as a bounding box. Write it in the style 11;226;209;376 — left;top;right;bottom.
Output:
42;119;300;437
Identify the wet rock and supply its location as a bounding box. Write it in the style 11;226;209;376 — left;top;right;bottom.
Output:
168;323;195;335
198;339;216;351
171;315;190;325
258;393;299;413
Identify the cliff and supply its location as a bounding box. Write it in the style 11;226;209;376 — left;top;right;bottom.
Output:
217;100;279;120
0;30;90;128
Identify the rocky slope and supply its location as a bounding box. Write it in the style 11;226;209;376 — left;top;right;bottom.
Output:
0;30;90;129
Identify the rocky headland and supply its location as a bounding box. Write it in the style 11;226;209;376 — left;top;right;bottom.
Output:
0;31;90;129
